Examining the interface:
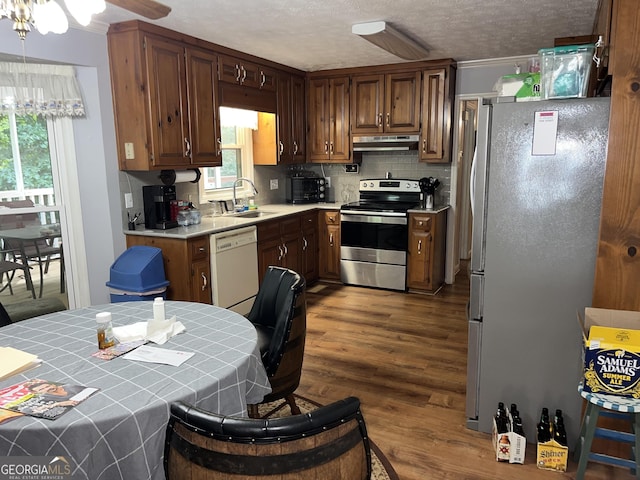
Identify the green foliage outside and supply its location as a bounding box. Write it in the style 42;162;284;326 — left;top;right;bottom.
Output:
0;114;53;191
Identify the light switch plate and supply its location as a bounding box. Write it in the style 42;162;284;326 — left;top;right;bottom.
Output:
270;179;278;190
124;193;133;209
124;142;135;160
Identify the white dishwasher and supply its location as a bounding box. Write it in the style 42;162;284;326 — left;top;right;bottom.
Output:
210;225;259;316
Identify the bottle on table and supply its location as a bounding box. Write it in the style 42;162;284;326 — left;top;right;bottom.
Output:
153;297;165;322
537;407;552;443
96;312;115;349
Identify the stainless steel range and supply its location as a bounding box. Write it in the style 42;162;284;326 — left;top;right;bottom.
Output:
340;178;421;291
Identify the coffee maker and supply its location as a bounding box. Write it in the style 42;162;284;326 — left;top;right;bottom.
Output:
143;185;179;230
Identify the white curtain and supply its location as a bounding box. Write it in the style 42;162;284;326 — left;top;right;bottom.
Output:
0;62;85;117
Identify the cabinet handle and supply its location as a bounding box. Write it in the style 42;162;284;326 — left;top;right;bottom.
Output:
198;247;205;252
260;71;266;88
235;64;241;82
279;141;284;155
324;141;329;153
422;138;427;153
417;239;422;255
216;138;222;156
283;244;288;256
201;272;207;291
278;245;284;261
303;236;308;251
386;112;390;126
329;233;334;246
241;66;247;84
418;221;424;227
330;142;334;154
378;113;383;127
293;141;298;155
328;216;335;223
184;137;191;157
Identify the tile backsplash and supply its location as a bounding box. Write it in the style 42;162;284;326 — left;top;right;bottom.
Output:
119;151;451;227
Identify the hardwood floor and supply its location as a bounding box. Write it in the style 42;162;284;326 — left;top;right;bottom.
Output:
297;272;633;480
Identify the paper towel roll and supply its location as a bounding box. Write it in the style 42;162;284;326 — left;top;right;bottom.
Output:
159;169;201;185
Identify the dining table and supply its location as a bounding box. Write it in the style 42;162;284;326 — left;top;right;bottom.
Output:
0;300;272;480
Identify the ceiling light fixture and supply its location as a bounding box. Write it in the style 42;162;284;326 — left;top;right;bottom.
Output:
0;0;105;40
352;21;429;61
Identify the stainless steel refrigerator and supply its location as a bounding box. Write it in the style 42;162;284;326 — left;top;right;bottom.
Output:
466;97;610;444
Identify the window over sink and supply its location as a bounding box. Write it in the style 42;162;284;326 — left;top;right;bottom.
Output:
198;107;256;203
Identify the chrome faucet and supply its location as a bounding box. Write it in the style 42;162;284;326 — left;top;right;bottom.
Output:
233;178;259;209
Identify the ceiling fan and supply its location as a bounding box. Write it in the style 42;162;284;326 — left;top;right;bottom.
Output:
106;0;171;19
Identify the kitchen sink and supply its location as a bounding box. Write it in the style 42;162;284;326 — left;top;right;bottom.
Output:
229;210;274;218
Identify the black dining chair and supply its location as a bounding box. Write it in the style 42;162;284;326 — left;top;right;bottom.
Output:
0;247;34;298
164;396;371;480
246;266;306;417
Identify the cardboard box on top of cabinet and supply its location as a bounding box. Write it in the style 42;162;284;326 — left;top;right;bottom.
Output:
536;440;568;472
579;307;640;397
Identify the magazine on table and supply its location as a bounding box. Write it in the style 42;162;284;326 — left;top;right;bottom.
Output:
91;340;147;360
0;379;99;420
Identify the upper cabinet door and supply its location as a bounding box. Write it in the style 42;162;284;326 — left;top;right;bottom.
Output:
145;35;190;168
308;78;331;162
328;77;351;162
420;67;455;163
351;74;384;134
385;71;421;133
291;74;306;163
186;48;222;166
218;54;277;91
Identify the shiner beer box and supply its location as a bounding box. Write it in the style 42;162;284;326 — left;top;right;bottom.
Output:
579;308;640;397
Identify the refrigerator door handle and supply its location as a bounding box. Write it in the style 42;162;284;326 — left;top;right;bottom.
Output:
470;147;477;218
470;102;491;274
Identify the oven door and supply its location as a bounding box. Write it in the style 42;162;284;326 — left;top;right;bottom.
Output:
340;211;408;290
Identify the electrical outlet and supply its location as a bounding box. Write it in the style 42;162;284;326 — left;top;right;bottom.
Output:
124;193;133;209
325;177;331;188
270;179;278;190
124;142;135;160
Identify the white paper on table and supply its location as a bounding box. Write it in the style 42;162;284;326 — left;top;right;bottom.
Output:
112;322;148;343
122;345;194;367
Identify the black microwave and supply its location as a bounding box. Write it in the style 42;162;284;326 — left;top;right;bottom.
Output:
286;177;326;204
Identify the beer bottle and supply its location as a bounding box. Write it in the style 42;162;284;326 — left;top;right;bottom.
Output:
513;412;526;437
495;402;509;433
553;409;567;446
537;407;552;442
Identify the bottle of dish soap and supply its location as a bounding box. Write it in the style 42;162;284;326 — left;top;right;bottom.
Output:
153;297;165;323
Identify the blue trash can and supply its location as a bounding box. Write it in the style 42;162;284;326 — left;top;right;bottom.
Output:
106;246;169;302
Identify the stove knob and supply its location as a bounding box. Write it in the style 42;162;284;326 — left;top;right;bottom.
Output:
369;182;374;187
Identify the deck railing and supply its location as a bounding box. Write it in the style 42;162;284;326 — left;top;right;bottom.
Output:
0;188;59;224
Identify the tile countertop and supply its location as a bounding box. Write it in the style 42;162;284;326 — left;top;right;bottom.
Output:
124;203;342;239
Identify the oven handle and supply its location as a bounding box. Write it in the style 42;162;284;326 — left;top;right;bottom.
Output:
340;212;407;225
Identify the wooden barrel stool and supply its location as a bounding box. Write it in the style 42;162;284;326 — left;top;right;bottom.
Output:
575;384;640;479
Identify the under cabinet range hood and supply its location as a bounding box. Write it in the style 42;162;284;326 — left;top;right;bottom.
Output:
352;134;419;152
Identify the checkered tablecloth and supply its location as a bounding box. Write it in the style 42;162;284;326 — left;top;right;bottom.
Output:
0;301;272;479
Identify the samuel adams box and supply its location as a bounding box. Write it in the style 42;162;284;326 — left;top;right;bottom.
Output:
580;307;640;398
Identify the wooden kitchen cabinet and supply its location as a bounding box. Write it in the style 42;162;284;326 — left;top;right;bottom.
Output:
107;23;222;170
351;71;421;134
275;72;306;165
125;235;212;303
256;215;301;282
318;210;341;280
308;77;351;163
300;211;319;284
420;66;455;163
218;54;277;91
407;211;446;293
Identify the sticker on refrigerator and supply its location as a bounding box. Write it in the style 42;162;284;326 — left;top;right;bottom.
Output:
532;110;558;155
